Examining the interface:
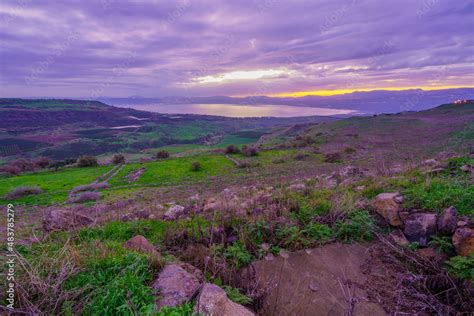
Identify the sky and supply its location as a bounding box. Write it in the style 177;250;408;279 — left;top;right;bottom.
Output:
0;0;473;98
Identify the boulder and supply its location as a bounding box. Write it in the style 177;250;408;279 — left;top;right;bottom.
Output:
43;209;93;232
372;193;403;227
164;204;185;220
404;213;437;246
437;206;457;235
416;247;438;260
153;264;202;309
389;229;409;246
123;235;160;258
452;226;474;256
194;283;255;316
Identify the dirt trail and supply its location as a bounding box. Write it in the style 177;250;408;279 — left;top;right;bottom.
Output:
253;243;386;316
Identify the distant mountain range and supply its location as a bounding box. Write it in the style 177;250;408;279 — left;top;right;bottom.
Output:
97;88;474;114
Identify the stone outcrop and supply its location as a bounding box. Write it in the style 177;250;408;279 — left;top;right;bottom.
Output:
437;206;457;235
153;264;202;309
452;226;474;256
372;193;403;226
403;213;437;246
43;209;93;232
164;204;185;220
194;283;255;316
123;235;160;258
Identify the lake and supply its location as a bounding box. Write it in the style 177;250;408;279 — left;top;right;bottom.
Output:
113;103;356;118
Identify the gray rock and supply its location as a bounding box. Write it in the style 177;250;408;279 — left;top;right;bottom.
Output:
153;264;202;309
194;283;255;316
404;213;437;246
164;204;185;220
437;206;457;235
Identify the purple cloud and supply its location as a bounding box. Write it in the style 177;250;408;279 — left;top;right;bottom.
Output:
0;0;473;98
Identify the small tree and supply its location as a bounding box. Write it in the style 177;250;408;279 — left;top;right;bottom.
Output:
191;161;201;171
156;150;170;160
225;144;240;154
77;155;98;167
111;154;125;165
242;145;258;157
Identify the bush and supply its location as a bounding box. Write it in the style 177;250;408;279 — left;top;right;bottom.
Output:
111;154;125;165
335;210;374;242
156;151;170;159
77;155;98;167
34;157;52;168
446;254;474;281
1;165;21;175
224;241;252;268
324;152;342;163
242;145;258;157
303;223;333;242
6;186;43;199
225;145;240;154
69;192;100;203
190;161;201;171
344;147;356;154
223;286;253;305
11;158;36;172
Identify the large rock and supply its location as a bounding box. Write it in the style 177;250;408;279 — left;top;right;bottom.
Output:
404;213;437;246
164;204;185;220
43;209;93;232
437;206;457;235
452;226;474;256
389;229;409;246
194;283;255;316
153;264;202;309
123;235;160;258
372;193;403;226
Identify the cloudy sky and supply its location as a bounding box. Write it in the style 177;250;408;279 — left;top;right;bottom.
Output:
0;0;473;98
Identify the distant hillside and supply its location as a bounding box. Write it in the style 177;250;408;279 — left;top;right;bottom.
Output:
0;99;337;160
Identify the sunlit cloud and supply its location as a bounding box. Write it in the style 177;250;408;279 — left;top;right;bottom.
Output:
193;69;289;84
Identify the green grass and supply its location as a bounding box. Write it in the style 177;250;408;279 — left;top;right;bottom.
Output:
0;165;112;205
108;154;234;187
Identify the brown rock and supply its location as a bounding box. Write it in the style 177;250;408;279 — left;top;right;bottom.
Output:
437;206;457;235
153;264;202;309
389;229;409;246
404;213;437;246
373;193;403;226
43;209;93;232
416;247;438;260
452;226;474;256
123;235;160;258
194;283;255;316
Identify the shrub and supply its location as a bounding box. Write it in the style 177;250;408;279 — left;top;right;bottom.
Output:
69;192;100;203
111;154;125;165
225;145;240;154
335;210;374;242
324;152;342;163
224;241;252;268
77;155;98;167
344;147;356;154
11;158;36;172
223;286;253;305
294;153;307;161
242;145;258;157
1;165;21;175
303;223;333;242
428;236;454;254
6;186;43;199
34;157;52;168
156;151;170;159
445;254;474;281
190;161;201;172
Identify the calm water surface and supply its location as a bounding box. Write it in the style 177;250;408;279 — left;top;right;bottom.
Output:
114;103;355;118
